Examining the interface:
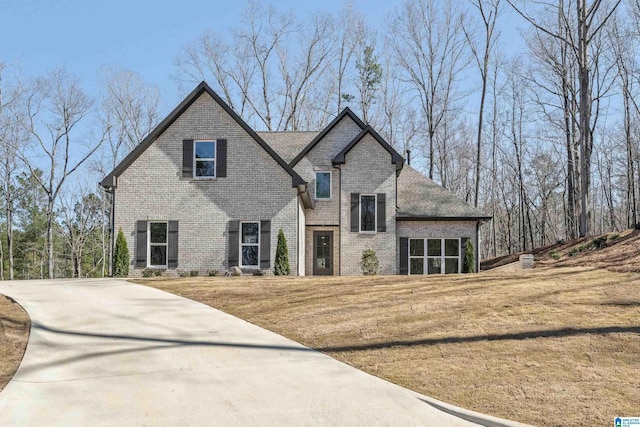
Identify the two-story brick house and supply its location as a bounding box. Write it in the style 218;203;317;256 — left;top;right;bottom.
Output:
101;82;490;276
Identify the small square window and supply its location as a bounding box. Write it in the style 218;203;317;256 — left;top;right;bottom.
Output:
410;258;424;274
315;172;331;200
445;239;459;256
194;141;216;178
427;239;441;257
410;239;424;256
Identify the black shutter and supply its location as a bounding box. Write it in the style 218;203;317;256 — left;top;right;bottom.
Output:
168;221;179;268
216;139;227;177
228;221;239;268
351;193;360;232
183;139;194;178
377;193;386;232
136;221;147;268
260;220;271;269
399;237;409;275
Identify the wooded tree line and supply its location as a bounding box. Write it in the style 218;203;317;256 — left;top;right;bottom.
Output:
1;0;638;278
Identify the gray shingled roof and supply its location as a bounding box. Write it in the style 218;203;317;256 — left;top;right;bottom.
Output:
257;131;318;164
397;166;490;219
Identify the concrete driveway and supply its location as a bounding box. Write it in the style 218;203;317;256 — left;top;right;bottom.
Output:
0;279;524;426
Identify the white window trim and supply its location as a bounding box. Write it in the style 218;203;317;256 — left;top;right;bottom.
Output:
148;221;168;269
314;171;332;201
359;194;377;233
193;140;217;179
408;238;461;275
240;221;260;268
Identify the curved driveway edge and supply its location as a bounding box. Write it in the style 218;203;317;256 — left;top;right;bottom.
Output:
0;279;530;426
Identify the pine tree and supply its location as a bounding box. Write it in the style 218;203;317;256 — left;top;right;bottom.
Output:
274;229;290;275
113;228;130;277
463;240;475;273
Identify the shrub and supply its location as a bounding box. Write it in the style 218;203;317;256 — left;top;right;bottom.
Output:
208;270;218;277
592;236;607;249
609;233;620;241
189;270;199;277
178;270;189;278
360;249;379;275
153;270;163;277
142;268;153;278
113;228;130;277
462;240;475;273
550;250;561;260
274;229;290;275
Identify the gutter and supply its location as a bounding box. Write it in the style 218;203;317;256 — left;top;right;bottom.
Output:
297;184;314;210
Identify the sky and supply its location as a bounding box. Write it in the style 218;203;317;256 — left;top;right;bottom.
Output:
1;0;526;110
1;0;410;109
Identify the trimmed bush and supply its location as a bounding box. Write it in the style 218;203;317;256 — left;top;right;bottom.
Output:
462;240;475;273
113;228;130;277
208;270;218;277
189;270;199;277
142;268;153;278
361;249;379;275
274;229;290;275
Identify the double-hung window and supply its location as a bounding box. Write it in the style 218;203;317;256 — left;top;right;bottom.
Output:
315;172;331;200
241;222;260;267
409;238;460;274
194;140;216;178
360;194;376;232
148;222;168;267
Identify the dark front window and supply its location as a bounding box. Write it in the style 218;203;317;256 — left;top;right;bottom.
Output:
241;222;259;267
315;172;331;200
360;195;376;232
409;238;460;275
149;222;168;267
194;141;216;178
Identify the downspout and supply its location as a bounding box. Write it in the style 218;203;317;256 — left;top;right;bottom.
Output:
108;186;116;277
338;164;342;276
476;221;480;273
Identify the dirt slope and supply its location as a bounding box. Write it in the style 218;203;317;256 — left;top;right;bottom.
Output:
482;229;640;273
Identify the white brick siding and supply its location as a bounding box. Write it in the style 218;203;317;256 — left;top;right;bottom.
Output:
114;92;299;277
340;134;397;275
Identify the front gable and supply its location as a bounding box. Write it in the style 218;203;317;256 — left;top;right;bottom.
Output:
332;126;404;176
101;82;306;190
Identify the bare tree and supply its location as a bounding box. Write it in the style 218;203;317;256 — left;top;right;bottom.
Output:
508;0;622;237
463;0;502;207
100;67;161;168
0;62;27;280
58;190;105;278
389;0;470;181
19;68;106;279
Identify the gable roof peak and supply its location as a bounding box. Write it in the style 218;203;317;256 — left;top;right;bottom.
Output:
332;125;405;173
289;106;367;167
100;81;306;189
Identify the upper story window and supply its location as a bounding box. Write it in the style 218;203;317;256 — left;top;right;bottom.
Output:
360;194;376;232
241;222;260;267
315;172;331;200
148;222;168;267
194;140;216;178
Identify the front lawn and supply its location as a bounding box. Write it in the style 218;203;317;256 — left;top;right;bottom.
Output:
135;267;640;427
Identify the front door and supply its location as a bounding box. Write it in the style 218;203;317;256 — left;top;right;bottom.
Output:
313;231;333;276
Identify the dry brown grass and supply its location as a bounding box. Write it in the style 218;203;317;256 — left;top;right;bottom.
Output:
136;267;640;427
0;294;30;391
